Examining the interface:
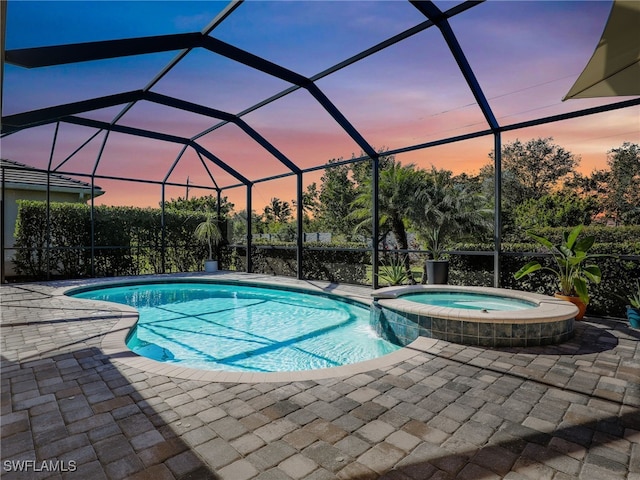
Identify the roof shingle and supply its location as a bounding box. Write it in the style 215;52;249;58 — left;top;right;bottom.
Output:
1;159;104;195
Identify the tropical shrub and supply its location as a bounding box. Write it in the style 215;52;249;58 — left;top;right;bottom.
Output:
378;253;410;286
514;225;606;305
448;226;640;317
410;167;492;261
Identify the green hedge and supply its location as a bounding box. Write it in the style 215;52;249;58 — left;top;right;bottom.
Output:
14;201;91;278
499;244;639;318
228;242;369;284
13;201;210;279
502;225;640;244
12;202;369;284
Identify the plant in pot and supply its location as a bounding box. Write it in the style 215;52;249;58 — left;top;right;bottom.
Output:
411;168;492;285
194;210;222;272
514;224;605;320
625;280;640;328
421;226;450;285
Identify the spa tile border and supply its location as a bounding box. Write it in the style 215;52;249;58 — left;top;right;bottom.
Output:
372;285;577;347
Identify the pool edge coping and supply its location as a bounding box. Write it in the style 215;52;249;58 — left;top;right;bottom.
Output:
372;284;578;323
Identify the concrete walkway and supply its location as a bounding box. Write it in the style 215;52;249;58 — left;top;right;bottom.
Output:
1;274;639;479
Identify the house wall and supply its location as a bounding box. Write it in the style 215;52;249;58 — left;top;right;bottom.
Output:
2;188;84;277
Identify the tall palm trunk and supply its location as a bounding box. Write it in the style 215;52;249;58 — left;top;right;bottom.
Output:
391;216;414;284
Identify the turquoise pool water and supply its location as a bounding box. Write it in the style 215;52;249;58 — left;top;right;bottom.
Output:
402;292;536;311
72;282;399;372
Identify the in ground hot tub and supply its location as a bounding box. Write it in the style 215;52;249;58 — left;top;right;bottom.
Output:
371;285;578;347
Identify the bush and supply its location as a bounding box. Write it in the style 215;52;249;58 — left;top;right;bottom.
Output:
12;201;211;279
502;225;640;244
227;242;370;284
13;201;91;278
503;243;639;317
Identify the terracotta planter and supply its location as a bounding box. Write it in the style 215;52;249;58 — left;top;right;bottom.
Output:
554;293;586;320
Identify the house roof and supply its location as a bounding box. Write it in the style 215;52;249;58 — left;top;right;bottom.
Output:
0;159;104;197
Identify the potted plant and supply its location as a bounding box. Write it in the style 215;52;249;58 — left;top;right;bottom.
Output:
422;227;450;285
194;210;222;272
514;224;605;320
625;280;640;328
412;169;492;285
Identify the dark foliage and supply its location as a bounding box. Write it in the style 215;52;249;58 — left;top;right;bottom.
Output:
12;201;211;278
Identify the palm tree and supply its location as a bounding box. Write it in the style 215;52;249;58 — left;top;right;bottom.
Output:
264;198;292;224
351;161;424;283
194;210;222;261
410;167;492;279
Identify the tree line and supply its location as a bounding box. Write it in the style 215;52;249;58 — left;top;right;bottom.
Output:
159;138;638;282
193;138;637;242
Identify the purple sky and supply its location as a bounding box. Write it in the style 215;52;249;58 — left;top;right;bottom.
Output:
2;0;638;209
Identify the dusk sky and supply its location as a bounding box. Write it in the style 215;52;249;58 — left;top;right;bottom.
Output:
2;0;639;211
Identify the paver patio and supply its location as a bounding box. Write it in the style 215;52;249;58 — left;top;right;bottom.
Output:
1;273;639;479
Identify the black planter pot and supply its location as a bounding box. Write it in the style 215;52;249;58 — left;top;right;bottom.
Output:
426;260;449;285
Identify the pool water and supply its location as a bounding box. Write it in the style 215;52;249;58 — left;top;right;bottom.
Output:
403;292;536;311
73;283;399;372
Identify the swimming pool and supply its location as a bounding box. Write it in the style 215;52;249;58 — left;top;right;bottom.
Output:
372;285;577;347
401;291;536;311
71;282;399;372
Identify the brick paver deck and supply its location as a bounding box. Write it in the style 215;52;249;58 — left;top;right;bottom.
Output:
1;273;639;479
